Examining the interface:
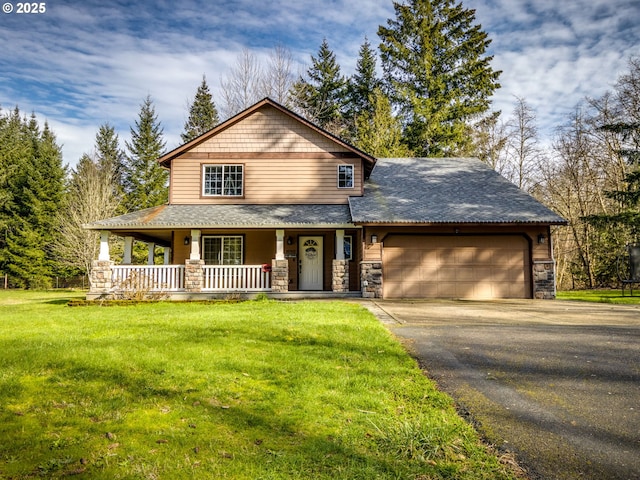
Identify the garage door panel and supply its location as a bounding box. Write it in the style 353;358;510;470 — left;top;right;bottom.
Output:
383;235;530;299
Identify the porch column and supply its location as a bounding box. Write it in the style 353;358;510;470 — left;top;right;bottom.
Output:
275;229;285;261
190;230;201;260
163;247;171;265
98;231;110;261
147;243;155;265
123;236;134;264
335;230;345;260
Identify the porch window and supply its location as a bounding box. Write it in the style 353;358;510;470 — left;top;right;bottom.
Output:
202;236;243;265
337;165;354;188
344;235;353;260
203;165;243;196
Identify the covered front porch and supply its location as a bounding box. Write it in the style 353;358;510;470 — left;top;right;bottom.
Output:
87;227;360;299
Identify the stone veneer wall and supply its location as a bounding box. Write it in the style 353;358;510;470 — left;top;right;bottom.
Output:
185;259;204;292
332;259;349;292
533;260;556;299
361;261;383;298
271;259;288;293
90;260;113;294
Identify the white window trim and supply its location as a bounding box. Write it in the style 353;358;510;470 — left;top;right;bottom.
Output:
337;164;354;189
202;235;244;265
202;164;244;197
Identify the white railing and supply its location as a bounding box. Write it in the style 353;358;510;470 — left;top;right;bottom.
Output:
112;265;185;291
203;265;271;291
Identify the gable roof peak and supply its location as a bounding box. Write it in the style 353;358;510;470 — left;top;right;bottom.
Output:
157;97;376;174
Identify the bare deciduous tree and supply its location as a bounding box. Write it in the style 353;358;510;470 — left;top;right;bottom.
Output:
505;96;544;191
261;44;294;106
54;154;120;279
220;48;264;119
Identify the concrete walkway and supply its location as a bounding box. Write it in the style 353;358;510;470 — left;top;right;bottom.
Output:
362;299;640;480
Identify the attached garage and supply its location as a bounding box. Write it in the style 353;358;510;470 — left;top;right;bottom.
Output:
349;157;568;300
383;235;531;299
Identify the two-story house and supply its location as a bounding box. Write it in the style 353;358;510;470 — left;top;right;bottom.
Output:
86;98;566;300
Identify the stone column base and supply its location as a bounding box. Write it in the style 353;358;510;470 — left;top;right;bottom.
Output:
361;261;383;298
533;260;556;299
185;259;204;292
332;259;349;292
90;260;114;293
271;259;289;293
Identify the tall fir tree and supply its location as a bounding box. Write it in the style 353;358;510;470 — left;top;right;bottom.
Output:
379;0;501;156
355;88;412;157
123;95;168;211
290;39;347;134
0;110;66;288
182;75;219;143
345;38;381;140
95;123;126;194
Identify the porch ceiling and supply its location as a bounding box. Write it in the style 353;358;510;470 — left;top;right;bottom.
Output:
84;203;356;231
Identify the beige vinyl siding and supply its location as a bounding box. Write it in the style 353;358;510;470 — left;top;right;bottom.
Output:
169;107;363;204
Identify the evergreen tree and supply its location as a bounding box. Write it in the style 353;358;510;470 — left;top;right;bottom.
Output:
182;75;219;143
0;110;66;288
290;39;347;133
586;57;640;235
378;0;501;156
95;123;126;193
344;38;381;141
123;95;168;211
355;88;412;157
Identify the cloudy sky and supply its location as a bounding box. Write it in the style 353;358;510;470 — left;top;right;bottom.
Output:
1;0;638;166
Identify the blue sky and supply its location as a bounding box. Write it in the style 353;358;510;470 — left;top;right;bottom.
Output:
1;0;639;166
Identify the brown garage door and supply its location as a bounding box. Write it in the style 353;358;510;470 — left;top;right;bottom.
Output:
383;235;531;299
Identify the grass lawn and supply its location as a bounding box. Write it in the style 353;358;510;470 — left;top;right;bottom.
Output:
0;291;517;479
557;288;640;304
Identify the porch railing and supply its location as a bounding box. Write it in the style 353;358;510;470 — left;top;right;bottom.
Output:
203;265;271;291
112;265;185;291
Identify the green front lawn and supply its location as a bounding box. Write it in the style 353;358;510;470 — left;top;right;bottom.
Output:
557;288;640;304
0;291;516;479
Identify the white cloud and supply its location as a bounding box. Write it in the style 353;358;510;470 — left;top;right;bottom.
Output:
1;0;638;166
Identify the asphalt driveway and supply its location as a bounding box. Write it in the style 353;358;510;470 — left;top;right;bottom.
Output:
364;299;640;480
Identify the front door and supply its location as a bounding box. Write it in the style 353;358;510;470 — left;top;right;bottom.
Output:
299;236;323;290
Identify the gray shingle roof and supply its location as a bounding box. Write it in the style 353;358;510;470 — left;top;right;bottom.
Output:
85;204;354;230
349;157;566;224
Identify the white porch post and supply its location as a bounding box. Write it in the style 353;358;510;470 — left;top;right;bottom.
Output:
163;247;171;265
147;243;155;265
190;229;201;260
123;236;133;264
98;230;110;261
336;229;345;260
275;229;285;261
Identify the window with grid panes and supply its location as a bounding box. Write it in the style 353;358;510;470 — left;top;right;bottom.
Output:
203;165;243;196
202;236;243;265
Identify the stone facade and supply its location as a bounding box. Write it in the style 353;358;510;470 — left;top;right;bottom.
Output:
271;259;289;293
89;260;113;294
361;261;383;298
533;260;556;299
185;259;204;292
332;259;349;292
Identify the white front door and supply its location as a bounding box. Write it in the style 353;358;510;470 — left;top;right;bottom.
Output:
299;236;323;290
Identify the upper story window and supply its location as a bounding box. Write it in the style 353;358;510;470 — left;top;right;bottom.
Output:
203;164;243;196
338;164;354;189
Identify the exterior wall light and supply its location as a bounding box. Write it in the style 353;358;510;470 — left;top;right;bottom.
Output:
371;234;378;244
537;234;546;244
184;236;190;245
